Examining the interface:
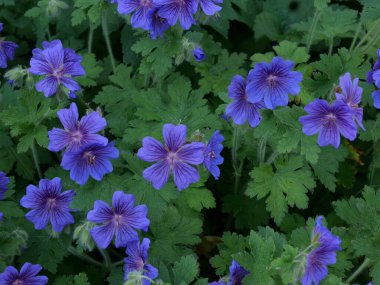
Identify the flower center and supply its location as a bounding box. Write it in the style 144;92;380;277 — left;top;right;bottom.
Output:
167;152;178;165
267;74;277;87
176;0;186;5
137;258;145;270
12;279;23;285
52;65;64;79
46;197;57;210
140;0;151;7
84;151;96;164
324;113;336;124
208;151;216;160
71;130;83;142
112;214;124;226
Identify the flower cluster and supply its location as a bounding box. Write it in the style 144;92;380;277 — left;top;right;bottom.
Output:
112;0;222;38
0;172;10;220
138;124;224;190
209;260;249;285
0;263;48;285
301;216;341;285
299;73;363;148
29;40;85;98
367;49;380;108
20;177;75;232
48;102;119;185
0;23;18;69
226;57;302;127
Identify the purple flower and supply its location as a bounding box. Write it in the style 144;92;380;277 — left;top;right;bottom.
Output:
0;23;18;69
204;131;224;180
124;238;158;284
0;172;9;221
227;260;249;285
299;99;357;148
226;75;265;128
193;47;205;62
335;72;364;130
29;40;85;98
146;7;171;39
0;263;48;285
301;216;341;285
367;49;380;87
199;0;222;16
156;0;198;30
137;124;205;191
20;177;75;232
48;103;108;152
87;191;150;249
246;57;302;109
61;142;119;185
116;0;154;29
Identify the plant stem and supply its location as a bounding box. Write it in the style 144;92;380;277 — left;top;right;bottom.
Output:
328;37;334;56
31;140;42;179
350;20;362;52
97;245;112;269
306;11;320;53
346;258;372;284
111;259;124;267
355;18;380;51
68;246;105;268
362;29;380;53
88;24;94;54
102;13;116;74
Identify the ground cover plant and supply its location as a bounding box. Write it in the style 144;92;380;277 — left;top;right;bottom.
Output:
1;0;380;284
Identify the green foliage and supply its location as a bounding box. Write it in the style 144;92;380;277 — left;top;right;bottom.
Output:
172;255;199;285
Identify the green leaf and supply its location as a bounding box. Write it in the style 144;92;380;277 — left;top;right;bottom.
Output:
273;41;310;64
74;273;91;285
172;255;199;285
181;187;216;211
76;53;104;87
246;155;316;224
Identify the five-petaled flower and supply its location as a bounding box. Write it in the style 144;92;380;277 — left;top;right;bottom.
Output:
366;49;380;108
124;238;158;285
20;177;75;232
116;0;155;29
226;74;265;128
204;131;224;180
87;191;150;249
301;216;341;285
155;0;198;30
0;263;48;285
48;102;108;152
0;171;9;221
246;57;302;109
29;40;85;98
299;99;357;148
137;123;205;190
0;23;18;69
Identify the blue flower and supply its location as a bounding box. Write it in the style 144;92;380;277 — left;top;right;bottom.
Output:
87;191;150;249
0;23;18;69
116;0;155;29
299;99;357;148
20;177;75;232
124;238;158;285
0;263;48;285
61;142;119;185
301;216;341;285
155;0;198;30
193;47;205;62
137;124;205;190
29;40;85;98
0;172;9;220
199;0;222;16
208;260;249;285
335;72;364;130
48;103;108;152
367;49;380;108
204;131;224;180
226;75;265;128
146;7;171;39
246;57;302;109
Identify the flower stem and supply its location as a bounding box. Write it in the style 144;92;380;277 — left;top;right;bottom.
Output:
346;258;372;284
328;37;334;56
102;13;117;74
231;125;243;194
350;20;362;52
88;24;94;54
31;140;42;179
97;245;112;269
355;18;380;51
112;259;124;267
306;11;321;53
68;246;105;268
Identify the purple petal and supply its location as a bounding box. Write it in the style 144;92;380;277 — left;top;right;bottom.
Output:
172;161;200;190
36;76;59;97
87;200;113;223
163;124;186;151
57;103;79;131
115;224;139;248
142;161;171;190
90;223;116;249
176;142;205;164
137;137;168;162
48;128;71;152
79;111;107;134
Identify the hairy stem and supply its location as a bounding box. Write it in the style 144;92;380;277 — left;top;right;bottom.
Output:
31;140;42;179
346;258;372;284
349;20;362;52
102;13;116;74
355;18;380;51
306;11;321;53
97;245;112;269
88;24;94;54
328;37;334;56
68;246;105;268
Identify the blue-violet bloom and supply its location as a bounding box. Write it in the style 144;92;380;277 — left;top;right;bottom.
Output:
124;238;158;284
301;216;342;285
156;0;198;30
20;177;75;232
0;263;48;285
367;49;380;88
29;40;85;98
61;142;119;185
199;0;222;16
48;102;108;152
116;0;154;29
146;7;171;39
87;191;150;249
208;260;249;285
204;131;224;180
226;75;265;128
137;124;205;191
0;23;18;69
0;172;9;221
335;72;364;130
299;99;357;148
193;46;205;62
246;57;302;109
